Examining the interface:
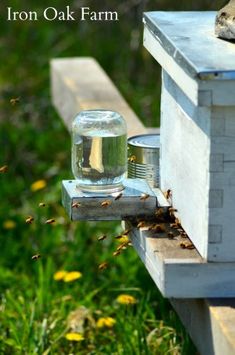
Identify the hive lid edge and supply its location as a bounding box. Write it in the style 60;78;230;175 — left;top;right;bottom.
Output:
143;11;235;81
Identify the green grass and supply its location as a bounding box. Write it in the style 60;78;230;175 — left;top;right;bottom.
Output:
0;0;227;353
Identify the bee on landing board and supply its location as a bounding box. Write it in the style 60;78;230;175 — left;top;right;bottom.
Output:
152;224;165;233
167;232;174;239
137;221;147;228
155;208;164;220
180;241;195;250
101;200;111;207
140;193;150;201
71;202;81;208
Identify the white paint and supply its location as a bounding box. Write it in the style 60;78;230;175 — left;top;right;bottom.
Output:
129;225;235;298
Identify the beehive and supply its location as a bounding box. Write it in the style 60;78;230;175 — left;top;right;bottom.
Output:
144;11;235;261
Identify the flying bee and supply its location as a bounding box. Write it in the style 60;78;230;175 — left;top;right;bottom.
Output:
165;189;172;200
32;254;41;261
113;192;123;201
140;193;150;201
113;250;121;257
98;235;107;241
45;218;55;224
72;202;81;208
26;216;34;224
123;228;132;235
10;97;20;106
39;202;46;207
101;200;111;207
128;155;136;163
0;165;8;173
115;235;123;239
117;242;129;251
98;262;108;271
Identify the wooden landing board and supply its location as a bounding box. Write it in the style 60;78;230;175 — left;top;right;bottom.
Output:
127;222;235;298
50;57;146;137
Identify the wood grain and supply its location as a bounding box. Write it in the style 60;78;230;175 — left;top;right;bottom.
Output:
50;57;146;137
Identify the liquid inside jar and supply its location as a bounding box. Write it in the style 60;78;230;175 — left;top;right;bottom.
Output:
72;130;127;192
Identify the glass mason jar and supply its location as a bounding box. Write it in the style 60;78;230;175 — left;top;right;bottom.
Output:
72;110;127;193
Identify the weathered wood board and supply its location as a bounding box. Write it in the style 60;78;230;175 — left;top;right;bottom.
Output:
62;179;166;221
127;223;235;298
50;57;146;137
171;298;235;355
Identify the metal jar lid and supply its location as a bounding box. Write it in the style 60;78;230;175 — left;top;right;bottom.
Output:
127;134;160;188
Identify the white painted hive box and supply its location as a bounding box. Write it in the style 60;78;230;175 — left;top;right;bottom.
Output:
144;11;235;262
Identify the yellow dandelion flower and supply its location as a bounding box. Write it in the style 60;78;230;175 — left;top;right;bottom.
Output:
63;271;82;282
3;220;16;230
53;270;68;281
116;294;137;305
65;332;84;342
96;317;116;328
30;179;47;192
116;235;129;244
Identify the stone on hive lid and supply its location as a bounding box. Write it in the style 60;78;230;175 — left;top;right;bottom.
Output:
215;0;235;39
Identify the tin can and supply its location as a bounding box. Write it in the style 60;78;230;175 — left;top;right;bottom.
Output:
127;134;160;187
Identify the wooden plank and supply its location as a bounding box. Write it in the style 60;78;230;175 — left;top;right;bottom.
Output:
127;223;235;298
50;57;146;137
171;299;235;355
62;179;160;221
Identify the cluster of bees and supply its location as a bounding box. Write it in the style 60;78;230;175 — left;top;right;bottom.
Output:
87;190;194;271
97;227;133;271
131;189;195;250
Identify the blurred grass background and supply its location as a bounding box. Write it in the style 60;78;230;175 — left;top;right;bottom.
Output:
0;0;226;354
